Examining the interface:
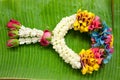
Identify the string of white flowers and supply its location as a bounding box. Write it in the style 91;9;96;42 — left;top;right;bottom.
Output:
19;37;40;45
19;26;43;38
18;26;43;45
51;14;81;69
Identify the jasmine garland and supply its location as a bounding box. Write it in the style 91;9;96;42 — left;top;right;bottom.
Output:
6;9;114;75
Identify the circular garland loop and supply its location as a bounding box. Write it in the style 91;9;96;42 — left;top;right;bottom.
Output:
52;9;114;75
6;9;114;75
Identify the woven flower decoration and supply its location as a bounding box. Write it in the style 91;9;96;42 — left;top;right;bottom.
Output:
6;9;114;75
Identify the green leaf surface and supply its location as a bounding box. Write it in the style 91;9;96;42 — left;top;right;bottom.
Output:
0;0;119;80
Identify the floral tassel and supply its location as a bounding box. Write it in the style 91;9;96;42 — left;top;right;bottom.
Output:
6;19;52;47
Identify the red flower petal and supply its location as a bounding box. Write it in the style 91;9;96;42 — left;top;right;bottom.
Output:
40;30;52;46
10;19;21;25
7;19;21;30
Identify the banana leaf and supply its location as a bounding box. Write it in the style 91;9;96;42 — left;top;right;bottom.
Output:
0;0;119;80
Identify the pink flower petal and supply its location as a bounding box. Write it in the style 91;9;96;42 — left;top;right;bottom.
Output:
7;22;15;29
40;38;49;46
107;35;112;39
43;30;51;39
40;30;52;46
105;39;111;44
7;19;21;30
109;48;114;53
10;19;21;25
97;58;103;64
7;40;13;47
7;39;19;47
95;16;100;21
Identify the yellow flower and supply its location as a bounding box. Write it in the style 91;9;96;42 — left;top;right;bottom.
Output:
79;49;86;55
81;65;95;74
82;22;86;26
83;27;88;32
79;49;100;74
73;9;95;32
74;21;79;30
93;64;100;71
110;35;114;47
77;9;82;14
88;12;95;18
81;67;88;75
88;66;94;72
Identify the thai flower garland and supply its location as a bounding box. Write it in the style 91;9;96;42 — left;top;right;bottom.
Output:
6;9;114;75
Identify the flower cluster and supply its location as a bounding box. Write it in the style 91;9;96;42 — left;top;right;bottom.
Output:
74;9;95;32
51;11;114;74
91;22;114;64
88;16;102;31
7;19;22;47
72;9;114;74
51;14;81;69
6;19;52;47
80;48;104;74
